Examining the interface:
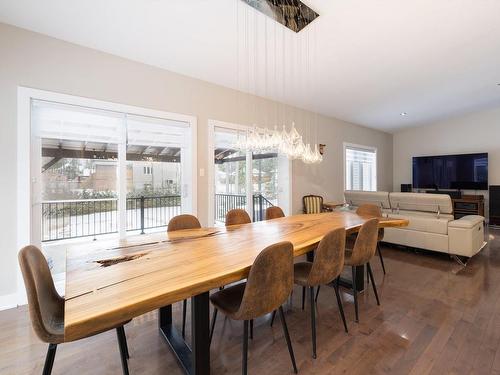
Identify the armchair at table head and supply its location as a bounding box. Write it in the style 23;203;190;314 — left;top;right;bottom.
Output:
303;195;331;214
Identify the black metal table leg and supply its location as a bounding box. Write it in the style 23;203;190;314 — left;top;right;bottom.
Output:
159;292;210;375
338;265;365;292
191;292;210;375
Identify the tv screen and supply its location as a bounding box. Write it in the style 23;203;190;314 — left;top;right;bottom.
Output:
412;153;488;190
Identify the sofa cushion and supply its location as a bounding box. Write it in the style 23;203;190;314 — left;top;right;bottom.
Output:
388;212;452;235
389;192;453;215
344;191;390;209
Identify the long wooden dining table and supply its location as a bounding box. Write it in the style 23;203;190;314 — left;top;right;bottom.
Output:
65;211;409;375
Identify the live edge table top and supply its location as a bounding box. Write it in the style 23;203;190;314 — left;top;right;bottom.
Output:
64;212;409;341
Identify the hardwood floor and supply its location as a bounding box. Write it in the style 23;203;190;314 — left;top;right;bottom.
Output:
1;229;499;374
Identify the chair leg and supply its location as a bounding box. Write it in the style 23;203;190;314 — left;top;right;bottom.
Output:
182;299;187;338
367;262;380;305
270;310;276;327
42;344;57;375
334;279;348;333
377;243;387;275
352;266;359;323
366;266;370;284
116;326;130;375
123;326;130;359
242;320;249;375
250;319;254;340
301;286;306;310
209;308;218;346
315;285;321;302
309;286;317;358
278;306;298;374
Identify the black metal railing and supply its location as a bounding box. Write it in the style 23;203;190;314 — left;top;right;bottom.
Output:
214;193;275;224
127;195;181;233
252;193;275;222
41;195;181;242
41;198;119;241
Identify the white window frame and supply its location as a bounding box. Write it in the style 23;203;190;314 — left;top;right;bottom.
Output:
343;142;377;192
207;119;292;226
17;87;197;304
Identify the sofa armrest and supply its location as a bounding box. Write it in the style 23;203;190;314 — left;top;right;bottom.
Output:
448;215;485;257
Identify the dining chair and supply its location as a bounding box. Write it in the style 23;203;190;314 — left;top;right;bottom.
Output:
345;218;381;322
355;204;386;275
293;228;348;358
265;206;285;220
209;242;298;375
18;245;131;375
225;208;251;226
167;214;202;338
302;195;330;214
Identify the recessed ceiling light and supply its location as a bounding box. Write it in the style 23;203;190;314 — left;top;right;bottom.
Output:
400;112;408;116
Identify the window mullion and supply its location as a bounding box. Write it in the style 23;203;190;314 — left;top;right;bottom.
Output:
118;114;127;239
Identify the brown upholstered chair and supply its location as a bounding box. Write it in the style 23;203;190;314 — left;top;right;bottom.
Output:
167;214;201;232
355;204;386;274
293;228;348;358
302;195;330;214
345;218;381;322
18;245;131;375
209;242;298;374
265;206;285;220
225;208;252;226
167;214;202;338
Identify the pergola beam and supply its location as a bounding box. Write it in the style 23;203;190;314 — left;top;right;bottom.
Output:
42;147;181;164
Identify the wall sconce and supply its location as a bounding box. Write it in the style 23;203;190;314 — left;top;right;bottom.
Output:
319;144;326;155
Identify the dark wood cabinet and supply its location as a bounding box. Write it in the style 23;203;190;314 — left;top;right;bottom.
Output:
452;195;484;219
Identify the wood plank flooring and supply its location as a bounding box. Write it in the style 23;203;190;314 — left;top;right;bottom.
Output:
1;229;499;374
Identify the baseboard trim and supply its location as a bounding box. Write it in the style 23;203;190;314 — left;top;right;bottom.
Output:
0;293;19;311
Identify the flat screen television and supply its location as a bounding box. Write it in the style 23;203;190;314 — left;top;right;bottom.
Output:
412;153;488;190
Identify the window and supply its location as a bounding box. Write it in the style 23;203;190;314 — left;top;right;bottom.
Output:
28;94;196;278
209;121;291;226
345;144;377;191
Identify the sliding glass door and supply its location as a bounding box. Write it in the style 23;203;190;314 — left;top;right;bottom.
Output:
30;98;195;276
210;121;291;226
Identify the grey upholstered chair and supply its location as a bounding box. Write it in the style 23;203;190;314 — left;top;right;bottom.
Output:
225;208;252;226
18;245;131;375
293;227;348;358
345;218;380;322
209;242;298;375
265;206;285;220
167;214;202;338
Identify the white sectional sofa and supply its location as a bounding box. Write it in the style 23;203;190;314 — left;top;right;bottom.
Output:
344;191;486;258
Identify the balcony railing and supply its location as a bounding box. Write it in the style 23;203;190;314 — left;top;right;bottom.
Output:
214;193;275;223
41;196;181;242
41;193;275;242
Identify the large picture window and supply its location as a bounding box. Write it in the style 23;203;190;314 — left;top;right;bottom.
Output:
344;144;377;192
27;93;196;277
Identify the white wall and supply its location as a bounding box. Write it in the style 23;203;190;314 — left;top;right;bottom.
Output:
0;23;393;301
393;105;500;217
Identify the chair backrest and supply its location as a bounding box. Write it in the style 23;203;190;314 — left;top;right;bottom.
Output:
356;204;382;218
303;195;324;214
265;206;285;220
225;209;251;226
235;241;294;320
18;245;64;344
307;228;346;286
356;204;384;240
167;214;201;232
349;218;380;266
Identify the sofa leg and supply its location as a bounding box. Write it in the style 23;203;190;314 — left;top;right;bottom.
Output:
451;254;468;267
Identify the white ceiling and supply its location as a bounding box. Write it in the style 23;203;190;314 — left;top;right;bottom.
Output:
1;0;500;132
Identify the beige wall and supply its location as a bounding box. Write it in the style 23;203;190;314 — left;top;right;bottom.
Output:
393;105;500;217
0;23;393;298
